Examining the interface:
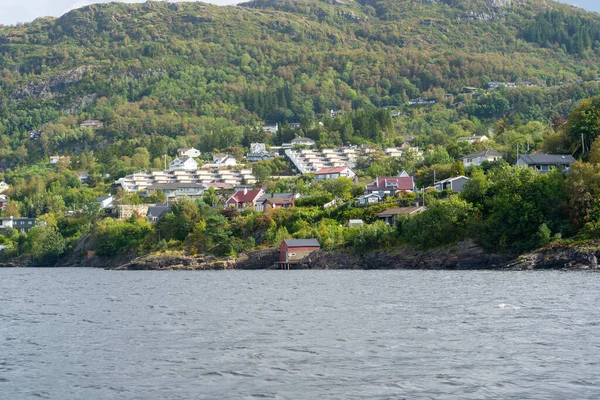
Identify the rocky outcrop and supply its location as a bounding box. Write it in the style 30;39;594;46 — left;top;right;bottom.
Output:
110;248;279;271
503;244;600;270
299;240;511;270
12;66;92;100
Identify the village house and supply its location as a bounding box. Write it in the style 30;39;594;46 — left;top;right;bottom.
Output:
169;157;199;171
210;154;238;167
291;137;315;147
262;124;279;134
225;188;265;209
515;154;576;173
0;217;38;233
429;176;470;193
0;181;9;194
248;152;277;163
313;166;356;182
50;156;71;165
261;197;295;211
377;206;426;225
357;193;382;205
177;147;201;158
457;135;489;144
77;171;89;184
366;175;415;197
279;239;321;264
96;195;114;210
147;203;171;223
250;143;267;154
461;149;503;167
0;195;7;210
80;120;104;129
255;192;301;211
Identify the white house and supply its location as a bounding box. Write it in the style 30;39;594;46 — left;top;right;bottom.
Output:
429;176;470;193
461;149;503;167
177;147;201;158
212;154;238;167
96;196;114;210
291;137;315;147
357;193;382;205
250;143;267;154
313;166;356;182
262;124;279;134
457;135;489;144
169;157;199;171
0;181;9;194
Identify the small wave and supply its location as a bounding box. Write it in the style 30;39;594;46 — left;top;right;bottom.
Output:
495;303;521;309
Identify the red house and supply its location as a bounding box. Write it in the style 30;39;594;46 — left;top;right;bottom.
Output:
280;239;321;263
366;176;415;197
225;189;265;209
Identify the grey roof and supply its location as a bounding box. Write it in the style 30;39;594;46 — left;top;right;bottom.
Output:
462;149;503;158
291;137;314;142
258;193;296;202
283;239;320;247
147;205;170;218
518;154;576;165
96;196;112;202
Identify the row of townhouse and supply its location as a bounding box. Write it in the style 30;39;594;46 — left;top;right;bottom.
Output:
285;146;422;175
114;168;257;199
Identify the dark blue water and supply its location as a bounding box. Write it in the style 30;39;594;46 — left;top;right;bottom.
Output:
1;269;599;399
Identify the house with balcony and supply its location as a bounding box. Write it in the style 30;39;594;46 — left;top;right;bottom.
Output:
169;157;198;171
461;149;503;167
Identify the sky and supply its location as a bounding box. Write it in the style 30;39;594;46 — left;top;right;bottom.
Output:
0;0;599;26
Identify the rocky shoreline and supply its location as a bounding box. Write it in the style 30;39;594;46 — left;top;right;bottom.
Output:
4;240;600;270
103;240;600;271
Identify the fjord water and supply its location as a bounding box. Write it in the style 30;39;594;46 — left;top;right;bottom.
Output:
1;269;600;399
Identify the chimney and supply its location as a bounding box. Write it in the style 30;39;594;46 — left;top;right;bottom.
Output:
244;187;248;195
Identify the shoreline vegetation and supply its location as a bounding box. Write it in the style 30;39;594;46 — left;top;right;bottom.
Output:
3;239;600;271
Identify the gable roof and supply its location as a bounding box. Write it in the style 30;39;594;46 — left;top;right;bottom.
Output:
435;175;469;184
263;197;294;205
369;176;414;191
283;239;320;248
462;149;503;159
228;189;263;203
315;166;351;175
517;154;576;165
147;205;170;218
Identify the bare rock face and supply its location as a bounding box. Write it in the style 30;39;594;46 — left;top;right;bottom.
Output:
300;240;511;270
503;244;600;270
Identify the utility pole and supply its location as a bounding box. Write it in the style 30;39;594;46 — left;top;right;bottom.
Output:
582;132;586;155
164;154;167;170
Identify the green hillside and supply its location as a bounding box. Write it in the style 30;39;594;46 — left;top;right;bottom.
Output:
0;0;599;167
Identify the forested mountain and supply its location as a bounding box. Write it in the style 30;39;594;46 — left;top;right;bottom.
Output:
0;0;599;168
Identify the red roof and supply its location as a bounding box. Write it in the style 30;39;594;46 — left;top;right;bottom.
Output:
368;176;414;191
315;166;350;175
228;189;263;203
